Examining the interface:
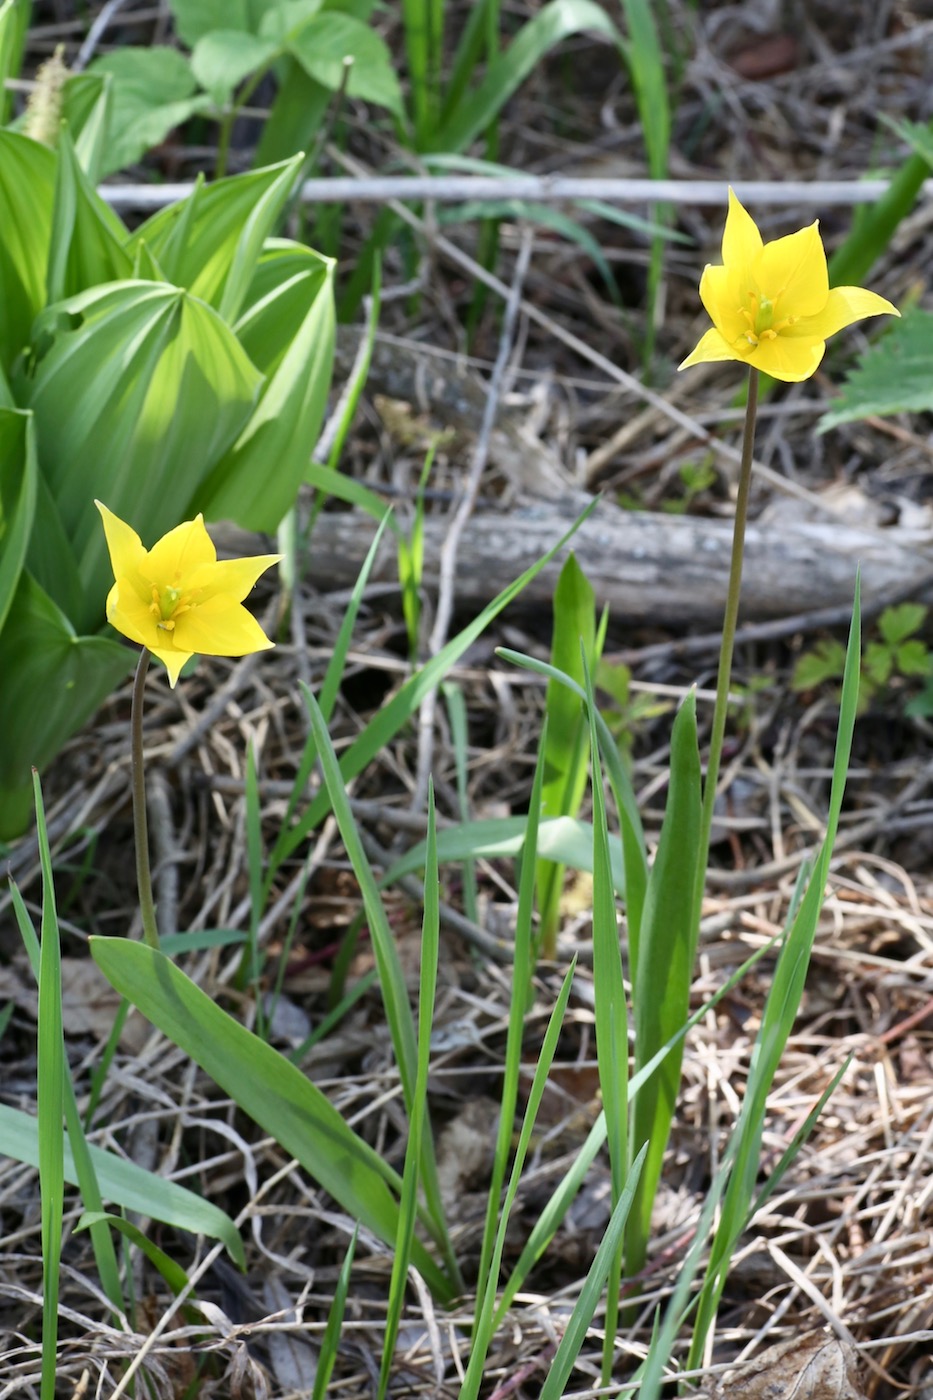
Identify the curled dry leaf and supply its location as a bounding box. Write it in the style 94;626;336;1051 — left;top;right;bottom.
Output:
710;1330;869;1400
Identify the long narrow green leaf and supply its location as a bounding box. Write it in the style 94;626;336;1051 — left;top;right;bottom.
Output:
269;502;598;877
627;692;701;1281
475;724;547;1324
494;930;785;1332
89;937;451;1298
459;961;578;1400
0;1101;244;1265
34;773;64;1400
379;784;440;1399
11;882;124;1316
302;685;460;1289
433;0;622;154
686;577;861;1367
386;814;626;895
312;1227;357;1400
584;653;628;1381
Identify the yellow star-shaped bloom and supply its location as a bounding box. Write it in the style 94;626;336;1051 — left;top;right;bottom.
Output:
679;190;899;382
96;502;280;687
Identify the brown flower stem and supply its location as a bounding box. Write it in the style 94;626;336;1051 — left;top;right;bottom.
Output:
131;648;160;952
695;366;759;925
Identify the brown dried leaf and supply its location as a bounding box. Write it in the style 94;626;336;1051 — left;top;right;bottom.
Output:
712;1331;868;1400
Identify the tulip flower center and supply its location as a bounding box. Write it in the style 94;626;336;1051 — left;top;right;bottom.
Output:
740;288;798;348
150;581;195;634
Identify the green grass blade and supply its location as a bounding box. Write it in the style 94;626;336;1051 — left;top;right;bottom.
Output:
474;723;547;1326
538;1142;648;1400
266;507;395;885
433;0;622;154
379;783;441;1399
495;930;784;1332
244;738;266;1037
626;692;701;1281
302;684;460;1289
89;937;451;1297
441;682;479;926
34;773;65;1400
76;1211;191;1299
11;881;125;1316
458;960;578;1400
687;576;861;1366
313;1226;358;1400
270;501;598;875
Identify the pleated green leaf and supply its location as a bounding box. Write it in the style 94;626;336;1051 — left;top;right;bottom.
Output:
0;573;132;838
127;156;302;323
200;248;336;529
0;407;36;637
0;131;55;373
46;124;132;305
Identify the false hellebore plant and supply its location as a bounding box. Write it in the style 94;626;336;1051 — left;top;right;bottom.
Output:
0;117;334;838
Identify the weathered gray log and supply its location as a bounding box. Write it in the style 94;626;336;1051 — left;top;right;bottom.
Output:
301;497;933;625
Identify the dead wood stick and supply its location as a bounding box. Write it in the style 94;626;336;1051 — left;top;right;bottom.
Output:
300;500;933;627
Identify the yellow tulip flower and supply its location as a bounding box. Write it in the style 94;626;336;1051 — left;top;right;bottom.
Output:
679;189;899;382
96;502;281;687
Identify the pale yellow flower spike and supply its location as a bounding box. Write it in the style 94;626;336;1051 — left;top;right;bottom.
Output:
679;189;899;382
96;501;281;687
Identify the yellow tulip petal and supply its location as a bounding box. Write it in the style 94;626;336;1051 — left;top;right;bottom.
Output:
722;189;762;269
149;646;192;688
145;514;216;584
96;501;150;605
699;264;748;345
107;580;163;650
189;554;282;603
745;334;826;383
755;221;827;318
172;595;274;657
678;327;743;371
794;285;901;341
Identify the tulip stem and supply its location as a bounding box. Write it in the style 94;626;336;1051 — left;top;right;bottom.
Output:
696;366;759;923
131;648;160;952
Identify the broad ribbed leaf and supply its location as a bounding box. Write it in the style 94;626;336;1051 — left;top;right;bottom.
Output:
0;573;131;838
0;0;29;124
61;72;113;183
0;407;36;636
0;131;55;372
47;125;132;303
23;281;262;630
127;157;302;322
201;250;335;529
